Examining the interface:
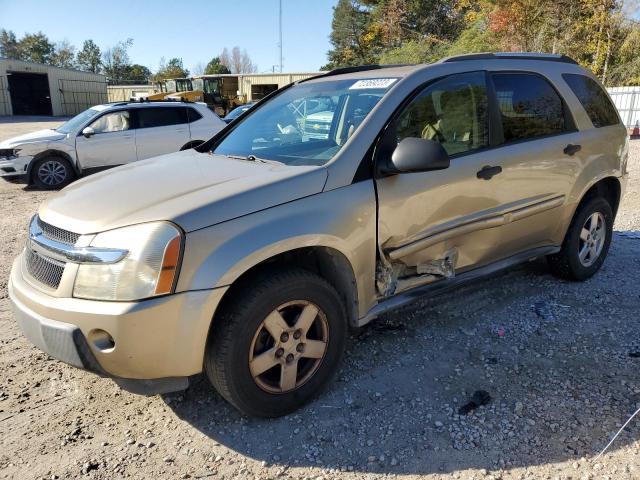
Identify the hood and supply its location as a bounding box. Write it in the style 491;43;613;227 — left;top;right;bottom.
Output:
0;129;66;148
39;150;328;234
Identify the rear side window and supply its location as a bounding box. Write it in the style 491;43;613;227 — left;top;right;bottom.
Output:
186;108;203;123
562;74;620;128
491;73;566;142
136;107;188;128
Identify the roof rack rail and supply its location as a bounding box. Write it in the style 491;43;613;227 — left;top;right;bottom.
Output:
440;52;578;65
297;64;409;83
125;98;195;104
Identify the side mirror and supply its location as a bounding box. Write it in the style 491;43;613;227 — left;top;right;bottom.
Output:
82;127;95;138
388;137;450;174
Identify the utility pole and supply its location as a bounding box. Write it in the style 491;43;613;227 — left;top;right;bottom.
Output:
278;0;283;73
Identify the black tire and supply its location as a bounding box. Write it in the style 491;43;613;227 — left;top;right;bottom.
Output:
31;156;75;190
205;268;347;417
547;196;613;281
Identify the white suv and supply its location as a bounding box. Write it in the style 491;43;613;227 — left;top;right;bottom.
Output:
0;101;225;189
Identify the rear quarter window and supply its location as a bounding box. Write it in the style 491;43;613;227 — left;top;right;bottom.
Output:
187;108;203;123
562;74;620;128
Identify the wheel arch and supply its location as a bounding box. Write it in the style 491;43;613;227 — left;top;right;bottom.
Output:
574;176;621;219
27;149;79;183
559;175;621;245
211;246;360;330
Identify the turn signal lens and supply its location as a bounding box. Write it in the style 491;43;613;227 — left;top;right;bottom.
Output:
155;235;181;295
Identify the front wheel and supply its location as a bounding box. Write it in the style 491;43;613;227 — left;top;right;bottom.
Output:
205;269;347;417
547;196;613;281
31;156;75;190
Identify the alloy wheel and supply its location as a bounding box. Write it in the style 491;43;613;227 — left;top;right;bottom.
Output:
37;160;67;186
248;300;329;394
578;212;606;267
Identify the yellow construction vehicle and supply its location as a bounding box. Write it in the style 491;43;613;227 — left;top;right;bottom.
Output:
143;78;196;101
170;75;246;115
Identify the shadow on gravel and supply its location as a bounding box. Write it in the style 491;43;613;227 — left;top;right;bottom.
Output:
165;235;640;476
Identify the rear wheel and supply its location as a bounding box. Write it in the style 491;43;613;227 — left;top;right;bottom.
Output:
31;156;75;190
547;196;613;281
204;269;347;417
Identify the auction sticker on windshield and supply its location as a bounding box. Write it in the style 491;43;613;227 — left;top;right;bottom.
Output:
349;78;397;90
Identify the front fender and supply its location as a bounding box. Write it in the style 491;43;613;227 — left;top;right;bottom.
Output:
176;181;378;318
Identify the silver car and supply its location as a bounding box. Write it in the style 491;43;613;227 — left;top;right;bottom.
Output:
0;100;225;189
9;53;628;417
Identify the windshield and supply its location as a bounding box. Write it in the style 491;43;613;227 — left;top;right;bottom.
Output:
176;79;192;92
225;104;252;120
213;78;397;166
203;78;220;94
56;108;101;134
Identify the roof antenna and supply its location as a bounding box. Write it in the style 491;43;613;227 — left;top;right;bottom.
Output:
278;0;283;73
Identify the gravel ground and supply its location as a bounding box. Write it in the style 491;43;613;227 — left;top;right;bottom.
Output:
0;119;639;480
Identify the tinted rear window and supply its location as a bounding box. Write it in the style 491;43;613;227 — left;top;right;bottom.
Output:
187;108;202;123
136;107;187;128
562;74;620;128
491;72;566;142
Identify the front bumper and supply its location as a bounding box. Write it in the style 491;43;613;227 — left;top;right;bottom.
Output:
0;155;32;182
9;255;228;394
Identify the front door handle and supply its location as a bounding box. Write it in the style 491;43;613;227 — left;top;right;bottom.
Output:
477;165;502;180
563;144;581;156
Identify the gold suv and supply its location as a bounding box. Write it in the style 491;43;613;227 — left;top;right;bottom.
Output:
10;53;628;417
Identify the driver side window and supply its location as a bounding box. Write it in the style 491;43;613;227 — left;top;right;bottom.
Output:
394;71;489;156
90;111;130;134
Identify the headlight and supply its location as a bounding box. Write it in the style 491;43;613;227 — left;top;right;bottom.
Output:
73;222;182;301
0;148;20;159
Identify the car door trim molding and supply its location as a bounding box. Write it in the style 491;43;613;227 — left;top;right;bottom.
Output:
387;194;565;260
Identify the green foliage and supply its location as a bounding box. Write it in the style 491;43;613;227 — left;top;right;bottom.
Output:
204;57;231;75
17;32;54;64
155;57;190;81
0;29;20;59
76;40;102;73
123;64;152;83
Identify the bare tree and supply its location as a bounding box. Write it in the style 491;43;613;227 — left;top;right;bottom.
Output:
192;62;205;76
219;46;257;74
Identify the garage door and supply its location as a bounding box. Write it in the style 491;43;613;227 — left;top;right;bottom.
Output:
8;72;53;116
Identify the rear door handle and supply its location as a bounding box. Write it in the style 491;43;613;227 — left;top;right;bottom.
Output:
476;165;502;180
563;144;581;156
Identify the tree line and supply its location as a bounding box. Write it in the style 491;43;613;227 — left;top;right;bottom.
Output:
0;29;257;84
325;0;640;85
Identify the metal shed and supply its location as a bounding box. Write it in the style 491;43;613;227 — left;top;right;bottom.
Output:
236;73;318;101
0;58;107;117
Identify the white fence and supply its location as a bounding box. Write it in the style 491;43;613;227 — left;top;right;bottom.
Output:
607;86;640;129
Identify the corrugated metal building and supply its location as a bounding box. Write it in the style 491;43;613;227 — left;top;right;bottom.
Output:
196;72;318;102
0;58;107;117
107;84;158;102
236;73;318;101
607;86;640;131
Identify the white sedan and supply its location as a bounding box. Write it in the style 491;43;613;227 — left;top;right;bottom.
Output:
0;101;225;189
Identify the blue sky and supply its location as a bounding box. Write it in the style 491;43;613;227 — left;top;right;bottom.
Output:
0;0;338;73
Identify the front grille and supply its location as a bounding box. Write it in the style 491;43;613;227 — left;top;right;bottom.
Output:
25;248;65;289
37;216;80;245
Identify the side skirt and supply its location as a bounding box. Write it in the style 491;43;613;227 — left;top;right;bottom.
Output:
358;245;560;327
80;165;122;177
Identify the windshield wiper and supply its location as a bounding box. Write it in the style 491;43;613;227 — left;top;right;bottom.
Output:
222;154;282;165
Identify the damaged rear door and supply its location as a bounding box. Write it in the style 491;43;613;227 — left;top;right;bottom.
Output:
374;71;506;296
